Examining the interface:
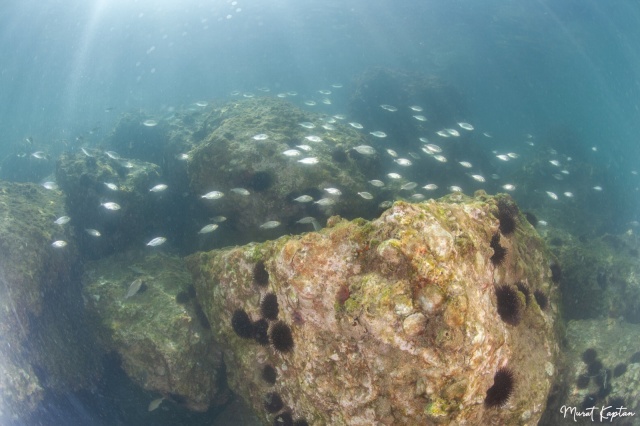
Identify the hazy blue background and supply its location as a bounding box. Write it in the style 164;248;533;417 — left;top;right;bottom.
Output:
1;0;639;206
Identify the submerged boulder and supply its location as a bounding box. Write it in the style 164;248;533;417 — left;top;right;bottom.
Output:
186;193;560;425
82;249;225;412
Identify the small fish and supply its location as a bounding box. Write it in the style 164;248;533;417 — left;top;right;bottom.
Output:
196;101;208;107
51;240;67;248
324;188;342;195
277;93;287;98
401;182;417;190
449;186;463;192
496;154;510;161
409;194;425;201
198;224;219;234
31;151;47;159
413;115;428;122
142;119;158;127
321;124;335;130
101;202;121;210
369;131;387;138
305;135;322;143
379;200;393;209
321;98;332;105
436;130;450;138
423;184;438;190
318;89;332;95
394;158;412;166
470;174;485;182
211;216;227;222
419;137;429;143
483;132;493;138
358;191;374;199
231;188;250;196
286;91;298;96
175;152;189;160
299;122;316;129
387;173;402;179
85;229;101;237
386;149;398;157
502;184;516;191
457;122;474;131
146;237;166;247
81;147;94;157
252;134;269;141
380;104;398;112
201;191;224;199
149;184;168;192
459;161;473;168
42;181;58;190
314;198;335;206
125;278;144;299
349;122;364;129
333;114;347;120
293;195;313;203
549;160;561;167
593;186;603;191
560;170;570;175
538;220;548;226
409;105;423;112
304;100;316;106
105;151;120;160
546;191;559;200
563;192;574;198
446;128;460;137
297;157;319;165
104;182;118;191
260;220;281;229
296;216;317;224
368;180;385;187
353;145;376;155
433;155;447;163
424;144;442;153
283;149;302;157
331;83;343;88
507;152;519;159
54;216;71;225
296;145;312;151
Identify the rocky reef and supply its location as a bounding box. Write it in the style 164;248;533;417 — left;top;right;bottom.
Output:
187;193;560;425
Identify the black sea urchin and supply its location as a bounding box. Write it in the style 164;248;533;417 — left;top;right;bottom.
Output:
253;319;270;346
495;285;523;326
497;199;518;236
524;211;538;227
273;411;293;426
260;292;279;320
582;348;598;364
253;260;269;287
613;363;627;377
263;392;284;413
533;289;548;310
576;374;590;389
484;367;515;408
490;233;507;266
261;364;277;385
231;309;254;339
270;321;294;353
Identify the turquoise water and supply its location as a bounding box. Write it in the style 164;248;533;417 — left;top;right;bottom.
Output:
1;1;639;424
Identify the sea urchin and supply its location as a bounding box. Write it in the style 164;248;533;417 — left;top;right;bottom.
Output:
495;285;523;326
270;321;294;353
497;198;519;236
231;309;254;339
490;233;507;266
253;260;270;287
260;292;279;320
484;367;515;408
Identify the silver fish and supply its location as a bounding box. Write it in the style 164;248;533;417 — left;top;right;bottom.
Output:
394;158;412;166
282;149;301;157
211;216;227;222
433;155;447;163
369;131;387;138
304;100;316;106
105;151;120;160
101;202;121;210
125;278;144;299
380;104;398;112
387;173;402;179
231;188;250;196
314;198;335;206
252;134;269;141
546;191;558;200
142;119;158;127
296;145;312;151
409;105;423;112
31;151;47;159
459;161;473;168
423;184;438;190
149;184;168;192
51;240;67;248
502;184;516;191
54;216;71;225
358;192;374;199
446;128;460;137
293;195;313;203
42;181;58;190
368;180;385;187
353;145;376;155
85;229;101;237
296;216;317;224
304;135;322;143
198;224;219;234
413;115;428;122
324;188;342;195
458;122;474;131
297;157;319;165
259;220;281;229
146;237;166;246
104;182;118;191
201;191;224;200
449;186;463;192
349;122;363;129
401;182;417;190
470;174;485;183
148;398;164;412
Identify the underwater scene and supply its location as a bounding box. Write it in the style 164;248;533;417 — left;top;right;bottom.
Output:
1;1;639;425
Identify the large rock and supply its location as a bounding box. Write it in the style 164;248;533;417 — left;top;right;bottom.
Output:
186;193;560;425
82;249;225;412
0;182;101;421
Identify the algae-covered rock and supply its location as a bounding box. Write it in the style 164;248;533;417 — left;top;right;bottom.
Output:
187;97;383;245
0;182;100;419
542;319;640;425
82;249;225;412
186;193;560;425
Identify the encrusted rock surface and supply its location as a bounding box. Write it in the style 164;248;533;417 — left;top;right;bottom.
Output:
187;193;560;425
82;249;225;412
